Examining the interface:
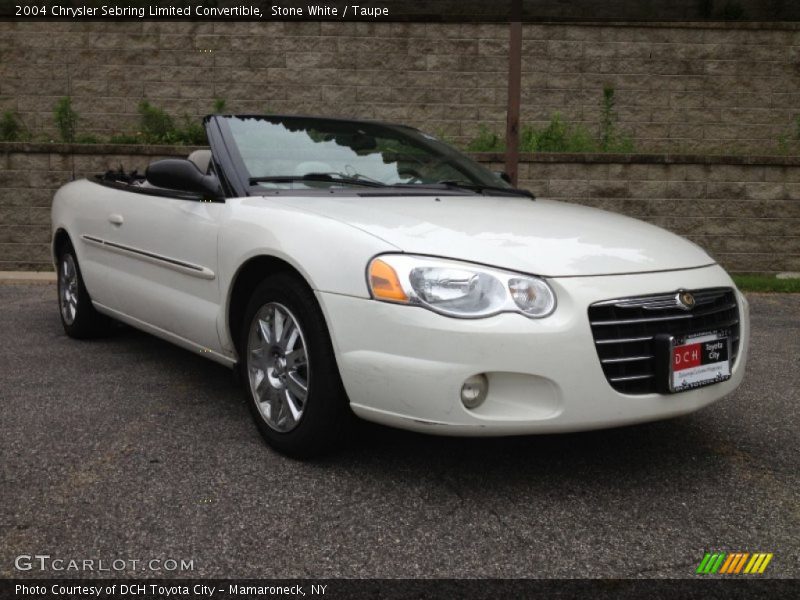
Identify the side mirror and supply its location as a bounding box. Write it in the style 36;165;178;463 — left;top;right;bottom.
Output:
146;159;223;200
494;171;512;184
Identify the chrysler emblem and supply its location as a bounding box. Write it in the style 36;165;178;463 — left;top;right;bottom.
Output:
676;290;696;310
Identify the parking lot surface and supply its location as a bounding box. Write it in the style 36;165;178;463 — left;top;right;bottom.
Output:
1;284;798;578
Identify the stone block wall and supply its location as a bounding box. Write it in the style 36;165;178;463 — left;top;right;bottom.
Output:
1;21;800;152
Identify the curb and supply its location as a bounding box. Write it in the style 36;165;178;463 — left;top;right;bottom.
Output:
0;271;57;284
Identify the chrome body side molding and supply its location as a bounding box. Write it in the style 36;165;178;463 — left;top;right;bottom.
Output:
81;235;215;280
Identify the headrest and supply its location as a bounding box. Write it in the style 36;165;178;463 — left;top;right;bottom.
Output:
187;149;212;174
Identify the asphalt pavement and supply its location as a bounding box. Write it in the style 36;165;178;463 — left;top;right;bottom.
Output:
1;284;798;579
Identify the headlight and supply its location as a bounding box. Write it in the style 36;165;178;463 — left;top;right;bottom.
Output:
367;254;556;318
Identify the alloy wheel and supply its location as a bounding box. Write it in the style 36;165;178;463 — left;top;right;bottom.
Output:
59;254;79;325
246;302;310;432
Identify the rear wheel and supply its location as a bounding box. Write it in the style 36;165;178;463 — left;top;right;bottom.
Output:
57;242;110;338
239;273;351;458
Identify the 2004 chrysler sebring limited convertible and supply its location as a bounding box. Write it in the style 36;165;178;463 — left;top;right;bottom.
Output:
52;115;749;456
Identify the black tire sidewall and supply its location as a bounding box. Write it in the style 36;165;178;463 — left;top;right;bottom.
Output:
56;243;105;339
239;273;349;457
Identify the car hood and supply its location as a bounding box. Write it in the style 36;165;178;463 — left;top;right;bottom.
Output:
273;194;715;277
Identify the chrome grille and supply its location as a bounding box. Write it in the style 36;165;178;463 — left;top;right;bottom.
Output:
588;288;740;394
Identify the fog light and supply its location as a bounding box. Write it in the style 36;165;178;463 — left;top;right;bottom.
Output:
461;374;488;409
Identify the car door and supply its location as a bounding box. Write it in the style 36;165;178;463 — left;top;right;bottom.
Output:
65;182;130;309
96;188;226;354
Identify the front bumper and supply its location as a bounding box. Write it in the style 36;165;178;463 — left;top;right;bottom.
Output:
317;265;749;436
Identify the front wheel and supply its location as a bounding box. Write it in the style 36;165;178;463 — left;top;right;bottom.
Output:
239;273;351;458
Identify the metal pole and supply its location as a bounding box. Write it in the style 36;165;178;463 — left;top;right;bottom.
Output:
505;0;522;186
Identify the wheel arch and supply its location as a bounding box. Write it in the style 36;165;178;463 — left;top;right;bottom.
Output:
226;254;316;355
52;228;72;263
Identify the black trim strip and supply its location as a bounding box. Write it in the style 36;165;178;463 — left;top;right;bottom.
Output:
94;177;205;201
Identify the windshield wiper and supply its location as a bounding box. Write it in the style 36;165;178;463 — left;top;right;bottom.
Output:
436;180;535;198
249;172;387;188
390;181;534;198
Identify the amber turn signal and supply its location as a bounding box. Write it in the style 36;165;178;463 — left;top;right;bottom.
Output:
369;259;409;302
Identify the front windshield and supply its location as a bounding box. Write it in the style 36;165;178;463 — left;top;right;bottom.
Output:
221;116;511;191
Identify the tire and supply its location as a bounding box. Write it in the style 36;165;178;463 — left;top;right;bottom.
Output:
56;241;111;339
239;273;352;458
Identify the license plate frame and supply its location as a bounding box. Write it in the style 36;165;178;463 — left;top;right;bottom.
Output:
665;329;732;393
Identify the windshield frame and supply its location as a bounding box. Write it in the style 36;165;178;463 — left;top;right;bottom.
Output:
204;114;524;198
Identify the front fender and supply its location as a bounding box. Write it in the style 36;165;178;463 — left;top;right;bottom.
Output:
217;196;399;351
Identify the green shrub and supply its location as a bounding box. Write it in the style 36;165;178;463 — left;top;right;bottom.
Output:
108;133;142;144
465;87;635;154
606;134;635;153
75;133;100;144
599;85;616;151
0;111;25;141
135;100;208;145
176;115;207;145
598;85;635;153
529;116;569;151
138;100;175;143
212;98;227;113
54;97;79;143
521;114;599;153
466;125;504;152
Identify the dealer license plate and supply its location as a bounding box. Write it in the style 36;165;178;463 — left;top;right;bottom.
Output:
669;330;731;392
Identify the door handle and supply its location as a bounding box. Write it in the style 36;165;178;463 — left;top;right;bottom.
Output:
108;214;124;226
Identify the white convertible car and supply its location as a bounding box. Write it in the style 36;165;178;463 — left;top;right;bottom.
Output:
52;115;749;456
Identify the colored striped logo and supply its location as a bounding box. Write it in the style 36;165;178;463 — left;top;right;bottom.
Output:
696;552;773;574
